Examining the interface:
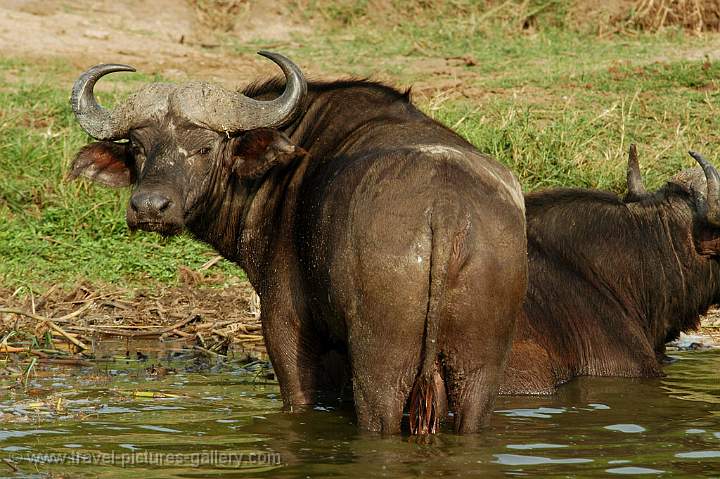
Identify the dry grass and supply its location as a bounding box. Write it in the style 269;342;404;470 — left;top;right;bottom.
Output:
292;0;569;32
188;0;249;32
0;281;266;364
627;0;720;32
284;0;720;34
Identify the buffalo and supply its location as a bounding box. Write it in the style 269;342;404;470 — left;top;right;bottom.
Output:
68;52;528;434
501;145;720;395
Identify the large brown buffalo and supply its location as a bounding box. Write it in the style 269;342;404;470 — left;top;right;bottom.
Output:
502;146;720;394
68;52;528;434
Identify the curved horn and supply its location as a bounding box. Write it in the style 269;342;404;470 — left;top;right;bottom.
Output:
689;150;720;226
193;51;307;133
624;144;647;202
253;51;308;128
71;64;136;140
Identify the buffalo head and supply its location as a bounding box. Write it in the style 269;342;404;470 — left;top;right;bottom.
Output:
624;145;720;256
674;150;720;255
68;52;307;236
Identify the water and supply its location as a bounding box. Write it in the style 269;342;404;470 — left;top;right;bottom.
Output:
1;350;719;478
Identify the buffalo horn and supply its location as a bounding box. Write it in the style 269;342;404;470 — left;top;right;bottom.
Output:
689;150;720;226
70;63;137;140
625;144;647;202
194;51;307;133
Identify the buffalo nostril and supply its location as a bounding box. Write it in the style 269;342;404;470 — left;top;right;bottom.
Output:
130;194;143;212
149;195;172;212
130;192;172;214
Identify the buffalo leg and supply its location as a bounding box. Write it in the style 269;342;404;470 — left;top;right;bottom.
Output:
350;346;418;434
443;360;500;434
348;316;423;434
441;306;519;434
260;291;326;408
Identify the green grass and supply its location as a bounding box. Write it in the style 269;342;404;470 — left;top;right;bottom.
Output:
266;17;720;191
3;10;720;292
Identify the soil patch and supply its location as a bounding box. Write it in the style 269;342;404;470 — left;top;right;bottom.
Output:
0;0;309;83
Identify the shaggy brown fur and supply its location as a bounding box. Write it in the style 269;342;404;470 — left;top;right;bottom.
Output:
501;152;720;394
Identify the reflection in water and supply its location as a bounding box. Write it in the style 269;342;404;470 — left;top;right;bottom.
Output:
603;424;647;433
506;443;568;450
496;406;566;418
0;350;718;477
606;466;666;475
494;454;593;465
675;451;720;458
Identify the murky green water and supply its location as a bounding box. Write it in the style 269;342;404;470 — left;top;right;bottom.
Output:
1;350;719;478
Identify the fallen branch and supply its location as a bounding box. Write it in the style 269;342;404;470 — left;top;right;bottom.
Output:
0;302;92;324
194;345;227;358
0;345;50;358
2;458;19;473
171;329;195;339
0;308;51;323
64;325;158;334
93;314;200;337
46;322;88;351
213;329;262;341
0;345;26;353
199;255;224;271
37;358;92;366
34;284;58;310
55;302;93;322
116;390;186;399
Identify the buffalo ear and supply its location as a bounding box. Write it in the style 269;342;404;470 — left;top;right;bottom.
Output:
697;229;720;256
231;128;306;179
68;141;134;188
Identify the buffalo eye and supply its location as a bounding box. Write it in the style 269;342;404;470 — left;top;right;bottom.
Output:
198;146;212;156
130;142;145;158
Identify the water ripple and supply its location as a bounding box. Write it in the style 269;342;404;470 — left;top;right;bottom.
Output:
604;424;647;433
606;466;665;475
494;454;593;465
675;450;720;458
